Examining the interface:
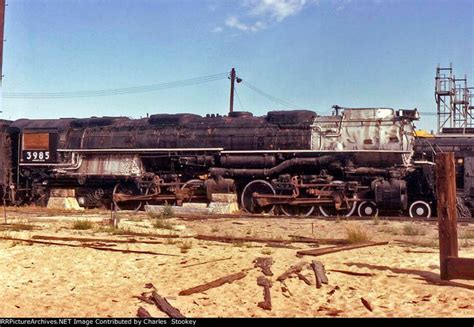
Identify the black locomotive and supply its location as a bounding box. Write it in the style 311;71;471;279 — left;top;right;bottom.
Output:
0;106;439;217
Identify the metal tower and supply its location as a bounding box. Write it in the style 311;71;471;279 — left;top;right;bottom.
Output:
436;64;474;133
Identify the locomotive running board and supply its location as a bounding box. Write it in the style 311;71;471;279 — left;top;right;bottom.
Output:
222;150;411;154
57;148;224;153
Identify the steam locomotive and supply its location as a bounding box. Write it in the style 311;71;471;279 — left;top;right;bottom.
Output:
0;106;438;217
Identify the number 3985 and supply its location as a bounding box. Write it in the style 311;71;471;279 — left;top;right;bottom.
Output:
25;151;50;161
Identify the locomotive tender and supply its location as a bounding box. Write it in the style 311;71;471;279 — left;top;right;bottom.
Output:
0;106;435;217
414;128;474;217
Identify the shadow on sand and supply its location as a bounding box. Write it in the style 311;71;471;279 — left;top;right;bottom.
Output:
345;262;474;291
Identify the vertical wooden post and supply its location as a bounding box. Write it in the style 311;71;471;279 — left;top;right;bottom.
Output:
435;152;458;280
229;68;236;114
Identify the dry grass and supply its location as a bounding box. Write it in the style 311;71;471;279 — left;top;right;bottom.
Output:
377;226;400;235
402;223;427;236
345;225;371;244
71;220;94;230
459;229;474;239
152;218;175;230
0;223;36;231
372;214;380;225
260;248;274;255
178;239;193;253
409;238;439;248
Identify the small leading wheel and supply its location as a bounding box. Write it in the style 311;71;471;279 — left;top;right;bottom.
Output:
241;180;276;214
357;201;379;217
112;182;143;212
409;200;431;218
318;183;357;217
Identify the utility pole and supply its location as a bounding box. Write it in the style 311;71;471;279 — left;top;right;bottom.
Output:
0;0;5;81
229;68;236;114
228;68;242;115
0;0;5;117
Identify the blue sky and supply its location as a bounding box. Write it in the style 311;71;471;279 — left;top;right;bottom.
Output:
2;0;473;131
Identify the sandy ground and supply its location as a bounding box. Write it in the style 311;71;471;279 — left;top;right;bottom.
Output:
0;208;474;318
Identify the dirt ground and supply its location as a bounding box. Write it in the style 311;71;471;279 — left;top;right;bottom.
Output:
0;207;473;318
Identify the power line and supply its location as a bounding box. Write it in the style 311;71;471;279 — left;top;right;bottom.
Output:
241;80;309;111
234;87;245;112
4;72;227;99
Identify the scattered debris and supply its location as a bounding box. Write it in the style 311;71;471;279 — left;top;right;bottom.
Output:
0;236;179;256
280;282;293;298
310;260;328;288
297;242;389;257
404;249;436;254
421;294;432;301
134;293;155;305
195;234;319;245
182;256;233;268
179;270;248;296
328;269;375;277
317;306;344;317
256;276;272;311
361;297;373;312
145;283;156;289
151;291;186;318
327;286;340;295
288;235;349;245
265;242;298;249
253;257;274;276
32;234;166;245
297;273;312;285
276;262;308;282
137;307;152;318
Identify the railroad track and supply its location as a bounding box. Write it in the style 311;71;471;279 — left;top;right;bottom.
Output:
2;206;474;224
172;212;474;223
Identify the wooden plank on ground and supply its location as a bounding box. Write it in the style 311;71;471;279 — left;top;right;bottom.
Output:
195;234;319;245
310;260;328;288
137;307;152;318
297;242;389;257
253;257;274;276
32;234;165;244
0;236;178;256
446;257;474;280
257;276;272;310
179;270;248;296
182;256;233;268
151;291;185;318
276;262;308;282
288;235;349;245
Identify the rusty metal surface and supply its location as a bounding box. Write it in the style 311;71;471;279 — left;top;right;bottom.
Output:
10;118;76;131
0;123;11;187
75;154;143;176
311;108;417;166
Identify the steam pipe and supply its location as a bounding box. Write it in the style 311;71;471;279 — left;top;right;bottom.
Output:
210;155;336;177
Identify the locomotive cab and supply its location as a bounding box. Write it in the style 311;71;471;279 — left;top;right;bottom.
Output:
20;130;58;164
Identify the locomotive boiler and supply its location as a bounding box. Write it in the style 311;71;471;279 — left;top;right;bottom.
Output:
0;106;432;217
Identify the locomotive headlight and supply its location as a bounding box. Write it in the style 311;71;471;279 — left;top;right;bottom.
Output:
78;197;86;205
457;158;464;165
